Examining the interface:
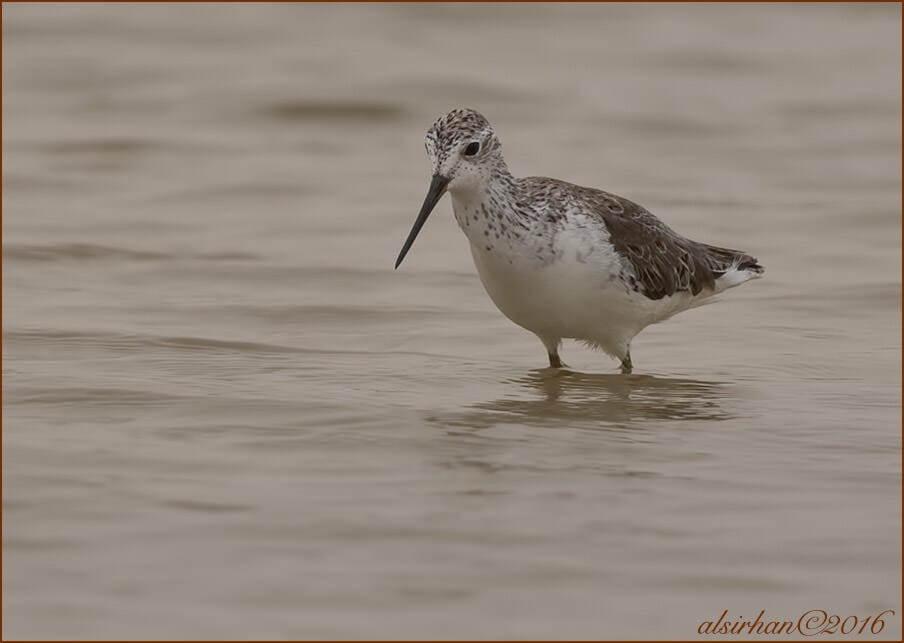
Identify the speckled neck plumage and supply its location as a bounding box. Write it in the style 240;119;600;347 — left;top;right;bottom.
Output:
449;166;544;258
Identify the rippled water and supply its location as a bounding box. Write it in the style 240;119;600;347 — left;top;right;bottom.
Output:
3;3;901;639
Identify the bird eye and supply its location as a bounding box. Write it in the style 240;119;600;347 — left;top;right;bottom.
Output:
463;141;480;156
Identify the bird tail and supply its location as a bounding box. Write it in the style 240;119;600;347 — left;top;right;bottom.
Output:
700;243;764;292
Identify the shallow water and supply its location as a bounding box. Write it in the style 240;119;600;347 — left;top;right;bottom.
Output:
2;3;901;639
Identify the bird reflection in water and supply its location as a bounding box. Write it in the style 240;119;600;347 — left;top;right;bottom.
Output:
437;368;733;431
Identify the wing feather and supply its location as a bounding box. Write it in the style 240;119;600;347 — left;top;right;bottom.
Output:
521;177;762;300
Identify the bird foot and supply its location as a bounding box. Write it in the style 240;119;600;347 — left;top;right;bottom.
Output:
548;353;568;369
620;354;633;374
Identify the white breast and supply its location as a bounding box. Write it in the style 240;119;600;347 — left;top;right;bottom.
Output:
451;195;708;359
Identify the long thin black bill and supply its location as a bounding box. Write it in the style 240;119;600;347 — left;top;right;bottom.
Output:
394;174;450;269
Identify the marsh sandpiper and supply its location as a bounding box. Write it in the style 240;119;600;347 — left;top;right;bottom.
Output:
395;108;764;373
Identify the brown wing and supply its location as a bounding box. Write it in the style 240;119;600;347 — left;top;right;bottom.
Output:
559;180;759;300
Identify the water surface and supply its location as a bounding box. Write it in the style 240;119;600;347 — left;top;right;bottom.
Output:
3;3;901;639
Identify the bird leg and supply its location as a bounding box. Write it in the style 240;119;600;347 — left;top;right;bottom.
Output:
620;351;633;374
548;352;564;368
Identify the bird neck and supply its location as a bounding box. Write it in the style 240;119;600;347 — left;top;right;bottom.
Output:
450;160;519;213
449;164;535;252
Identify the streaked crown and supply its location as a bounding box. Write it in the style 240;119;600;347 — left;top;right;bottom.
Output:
424;108;506;187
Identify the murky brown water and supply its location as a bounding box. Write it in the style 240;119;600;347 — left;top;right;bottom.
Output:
3;3;901;639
